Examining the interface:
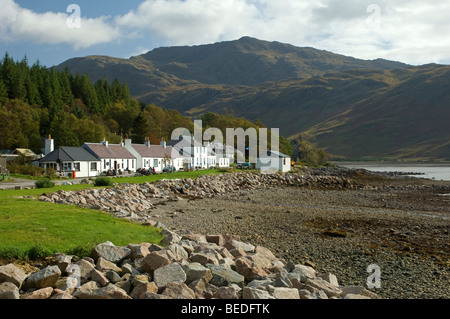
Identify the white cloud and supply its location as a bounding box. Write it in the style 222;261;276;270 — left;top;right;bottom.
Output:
0;0;121;50
1;0;450;65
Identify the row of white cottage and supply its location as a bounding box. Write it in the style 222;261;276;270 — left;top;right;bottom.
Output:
37;135;291;178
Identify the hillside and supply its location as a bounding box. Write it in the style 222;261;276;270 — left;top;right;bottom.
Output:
56;37;450;161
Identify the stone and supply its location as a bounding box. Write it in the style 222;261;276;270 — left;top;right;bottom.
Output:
91;241;130;263
274;272;293;288
341;286;379;299
130;282;158;299
247;279;273;290
76;259;95;279
206;235;225;246
213;286;240;299
272;287;300;299
140;292;172;299
344;293;372;299
91;269;110;287
190;253;219;266
128;244;150;259
255;246;278;261
24;265;61;290
228;248;247;258
183;263;213;285
235;257;268;281
160;229;182;245
167;244;189;261
50;290;76;299
21;287;53;299
143;251;172;274
132;275;150;287
181;233;208;243
305;278;343;298
208;265;245;287
0;263;27;288
0;282;20;299
55;277;78;293
105;271;122;284
291;264;316;283
153;263;187;288
73;282;131;299
121;263;140;276
317;272;339;287
242;287;275;299
161;282;195;299
96;257;121;273
50;254;73;273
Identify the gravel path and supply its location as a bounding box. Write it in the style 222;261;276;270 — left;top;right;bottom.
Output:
149;175;450;299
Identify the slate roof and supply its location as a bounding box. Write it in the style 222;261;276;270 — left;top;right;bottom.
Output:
39;147;100;163
132;144;181;158
83;143;136;159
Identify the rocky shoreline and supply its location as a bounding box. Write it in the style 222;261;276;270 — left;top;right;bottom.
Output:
0;232;379;300
2;167;450;299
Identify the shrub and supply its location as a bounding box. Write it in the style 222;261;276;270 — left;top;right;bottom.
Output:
35;178;55;189
94;176;113;187
27;243;53;260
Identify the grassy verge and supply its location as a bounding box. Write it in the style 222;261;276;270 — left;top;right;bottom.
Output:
0;169;233;260
0;184;161;260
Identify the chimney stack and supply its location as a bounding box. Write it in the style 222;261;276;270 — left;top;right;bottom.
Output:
160;138;167;148
145;137;151;148
44;134;54;155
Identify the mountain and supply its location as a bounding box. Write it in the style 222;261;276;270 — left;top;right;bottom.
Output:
56;37;450;161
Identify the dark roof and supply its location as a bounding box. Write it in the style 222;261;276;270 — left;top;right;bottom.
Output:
39;147;100;163
83;143;136;159
132;144;181;158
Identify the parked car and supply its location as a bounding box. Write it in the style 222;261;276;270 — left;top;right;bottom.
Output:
163;166;176;173
237;162;252;169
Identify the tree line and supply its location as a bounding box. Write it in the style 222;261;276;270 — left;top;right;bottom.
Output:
0;53;293;157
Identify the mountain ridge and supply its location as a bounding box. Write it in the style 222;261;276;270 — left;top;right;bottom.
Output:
56;37;450;161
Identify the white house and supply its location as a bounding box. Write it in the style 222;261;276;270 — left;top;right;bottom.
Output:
83;141;137;173
38;146;101;178
256;150;291;173
168;135;217;169
124;138;183;172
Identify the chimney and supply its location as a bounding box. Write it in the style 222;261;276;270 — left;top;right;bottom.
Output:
101;138;108;147
145;137;151;148
160;138;167;148
124;138;132;148
44;134;54;155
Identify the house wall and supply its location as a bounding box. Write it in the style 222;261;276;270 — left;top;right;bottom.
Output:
101;158;136;172
40;161;101;178
256;157;291;173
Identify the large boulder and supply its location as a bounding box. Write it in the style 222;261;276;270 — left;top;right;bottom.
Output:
23;265;61;290
91;242;130;263
0;264;27;288
153;263;187;289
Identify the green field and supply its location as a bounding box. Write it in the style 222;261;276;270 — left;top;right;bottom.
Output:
0;169;225;260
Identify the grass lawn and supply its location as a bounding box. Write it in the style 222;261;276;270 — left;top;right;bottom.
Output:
109;169;227;184
0;169;229;260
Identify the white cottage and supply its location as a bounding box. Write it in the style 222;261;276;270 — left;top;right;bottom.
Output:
124;138;183;172
38;146;101;178
83;141;137;173
256;150;291;173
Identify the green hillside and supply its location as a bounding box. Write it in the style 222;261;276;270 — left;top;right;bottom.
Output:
55;37;450;161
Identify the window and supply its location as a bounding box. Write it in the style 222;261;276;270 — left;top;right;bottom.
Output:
74;163;80;172
63;162;72;171
154;159;158;167
90;162;97;171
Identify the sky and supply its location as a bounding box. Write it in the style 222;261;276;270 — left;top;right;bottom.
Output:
1;0;450;67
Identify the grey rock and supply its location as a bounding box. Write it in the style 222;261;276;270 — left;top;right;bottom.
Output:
0;282;20;299
153;263;187;288
24;265;61;290
91;241;130;263
0;263;27;288
207;264;245;287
